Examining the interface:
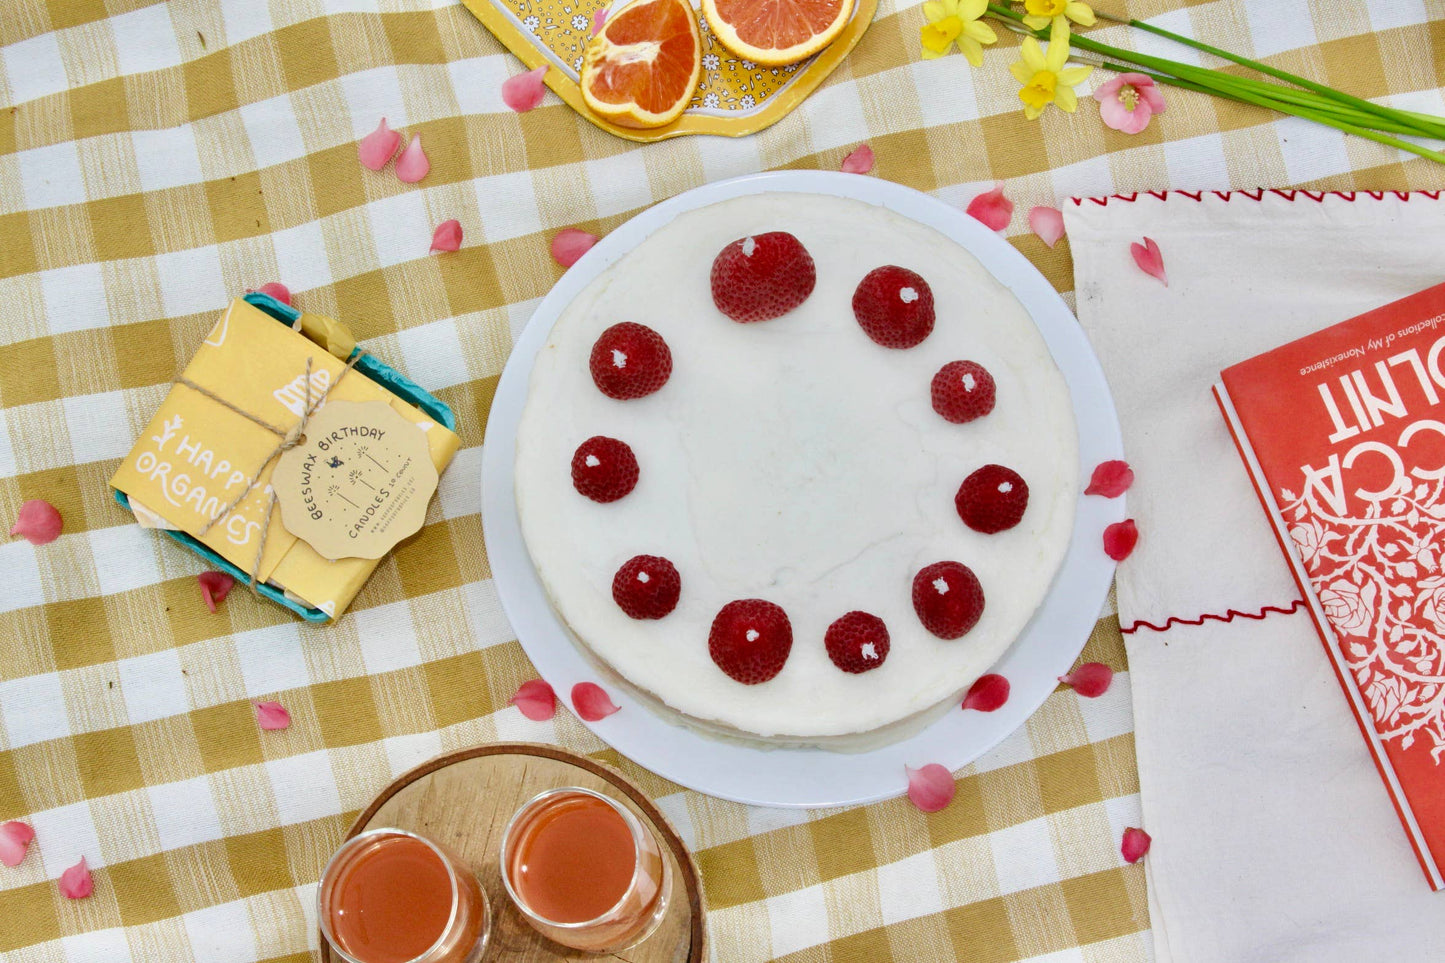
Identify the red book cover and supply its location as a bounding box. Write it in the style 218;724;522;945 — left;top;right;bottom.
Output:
1215;281;1445;891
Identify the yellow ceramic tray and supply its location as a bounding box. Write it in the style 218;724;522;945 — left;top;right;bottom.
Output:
459;0;877;141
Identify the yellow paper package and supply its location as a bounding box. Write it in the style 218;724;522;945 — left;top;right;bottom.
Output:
110;297;461;620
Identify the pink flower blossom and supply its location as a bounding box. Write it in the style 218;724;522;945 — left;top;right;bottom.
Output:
1093;73;1166;135
571;682;619;721
966;182;1013;232
358;118;402;171
59;858;93;899
906;764;955;813
1028;205;1065;247
1130;237;1167;286
395;135;430;183
429;219;463;253
841;143;875;175
502;66;549;113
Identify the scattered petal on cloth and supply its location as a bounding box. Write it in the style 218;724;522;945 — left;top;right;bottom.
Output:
0;821;35;867
9;500;62;545
59;858;93;899
395;135;430;183
502;66;549;113
1104;519;1139;561
255;701;291;731
1094;72;1166;134
257;282;291;305
906;764;956;813
571;682;619;721
591;8;608;35
1059;662;1114;697
962;673;1010;711
1029;205;1065;247
510;679;557;721
551;228;599;267
1085;460;1134;497
358;117;402;170
841;143;875;174
1130;236;1167;285
430;219;463;253
966;182;1013;232
198;571;235;614
1121;826;1152;863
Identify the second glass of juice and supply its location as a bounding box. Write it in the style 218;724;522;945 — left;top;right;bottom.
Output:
319;828;490;963
500;786;671;953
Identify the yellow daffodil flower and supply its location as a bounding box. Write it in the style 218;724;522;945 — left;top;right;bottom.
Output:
919;0;997;66
1009;19;1093;119
1021;0;1095;32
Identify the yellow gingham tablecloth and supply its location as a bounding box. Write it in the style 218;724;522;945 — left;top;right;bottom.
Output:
1;1;1442;960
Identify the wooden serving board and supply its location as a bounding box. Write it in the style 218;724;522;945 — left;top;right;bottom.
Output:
320;743;705;963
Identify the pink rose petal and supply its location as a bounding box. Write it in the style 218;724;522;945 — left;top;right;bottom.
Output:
255;282;291;305
966;181;1013;232
510;679;557;721
841;143;875;175
591;7;608;35
255;700;291;731
1084;460;1134;498
1059;662;1114;697
571;682;619;722
198;571;235;614
1130;236;1167;286
0;821;35;867
59;858;93;899
430;219;463;253
905;764;956;813
551;228;599;268
1104;519;1139;561
9;499;62;545
962;673;1010;712
1121;826;1152;863
1028;205;1065;248
358;117;402;171
502;65;549;114
395;134;430;183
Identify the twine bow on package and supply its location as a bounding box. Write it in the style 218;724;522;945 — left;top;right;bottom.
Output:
109;295;461;621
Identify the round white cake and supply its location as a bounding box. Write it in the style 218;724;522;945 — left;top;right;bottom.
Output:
514;192;1079;745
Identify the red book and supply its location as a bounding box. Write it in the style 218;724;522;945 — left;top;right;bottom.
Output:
1215;281;1445;891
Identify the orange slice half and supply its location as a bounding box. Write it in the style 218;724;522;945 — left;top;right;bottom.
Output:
581;0;703;130
702;0;855;66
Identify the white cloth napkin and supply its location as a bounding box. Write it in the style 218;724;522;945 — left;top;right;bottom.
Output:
1064;191;1445;962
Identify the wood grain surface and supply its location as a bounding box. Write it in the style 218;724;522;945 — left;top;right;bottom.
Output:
319;744;704;963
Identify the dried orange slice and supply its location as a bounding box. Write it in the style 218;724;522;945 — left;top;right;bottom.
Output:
581;0;703;129
702;0;854;66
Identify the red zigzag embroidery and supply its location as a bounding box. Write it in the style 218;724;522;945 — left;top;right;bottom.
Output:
1121;599;1306;634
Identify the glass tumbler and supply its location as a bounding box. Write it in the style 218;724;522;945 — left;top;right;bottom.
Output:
319;827;490;963
500;787;671;953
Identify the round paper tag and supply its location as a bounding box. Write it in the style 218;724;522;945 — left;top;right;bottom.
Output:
273;400;439;560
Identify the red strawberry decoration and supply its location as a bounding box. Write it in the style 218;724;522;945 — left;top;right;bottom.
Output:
912;561;985;639
931;361;996;423
824;611;890;673
589;322;672;400
710;232;817;323
955;464;1029;534
612;555;681;619
571;436;639;503
853;266;935;348
708;599;793;684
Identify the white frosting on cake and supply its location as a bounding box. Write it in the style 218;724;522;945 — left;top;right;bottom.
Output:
515;192;1078;742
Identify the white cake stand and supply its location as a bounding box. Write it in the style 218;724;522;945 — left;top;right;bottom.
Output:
480;171;1125;808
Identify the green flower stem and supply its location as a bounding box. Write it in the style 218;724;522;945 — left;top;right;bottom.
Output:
988;3;1445;140
1121;17;1445;140
1100;61;1445;166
